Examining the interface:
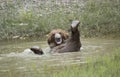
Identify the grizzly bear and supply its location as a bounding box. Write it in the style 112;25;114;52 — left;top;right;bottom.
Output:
30;20;81;54
47;29;69;49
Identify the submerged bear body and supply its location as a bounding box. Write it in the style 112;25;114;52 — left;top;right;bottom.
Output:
30;20;81;55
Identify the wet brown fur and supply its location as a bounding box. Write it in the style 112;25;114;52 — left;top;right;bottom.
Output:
30;20;81;54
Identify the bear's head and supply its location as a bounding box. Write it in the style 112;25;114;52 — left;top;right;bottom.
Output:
47;29;69;48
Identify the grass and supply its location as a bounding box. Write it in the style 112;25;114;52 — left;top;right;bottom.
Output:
0;0;120;40
51;47;120;77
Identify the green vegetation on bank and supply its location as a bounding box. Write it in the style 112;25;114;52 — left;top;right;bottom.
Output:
51;48;120;77
0;0;120;40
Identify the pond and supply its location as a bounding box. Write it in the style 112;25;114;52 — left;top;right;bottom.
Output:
0;38;120;77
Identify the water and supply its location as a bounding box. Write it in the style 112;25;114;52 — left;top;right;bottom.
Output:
0;38;120;77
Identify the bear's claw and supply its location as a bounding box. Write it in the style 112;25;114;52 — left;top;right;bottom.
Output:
71;20;80;28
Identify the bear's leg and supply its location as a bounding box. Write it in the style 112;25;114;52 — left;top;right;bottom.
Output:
65;20;81;51
70;20;80;41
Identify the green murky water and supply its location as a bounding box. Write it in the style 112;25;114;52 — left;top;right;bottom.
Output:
0;38;120;77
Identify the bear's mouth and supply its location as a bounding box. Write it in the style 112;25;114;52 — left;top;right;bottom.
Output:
55;33;62;44
55;38;62;44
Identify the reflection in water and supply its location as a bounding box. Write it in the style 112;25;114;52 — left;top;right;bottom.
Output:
0;39;120;77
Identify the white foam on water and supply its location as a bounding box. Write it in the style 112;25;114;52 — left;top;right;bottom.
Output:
80;47;84;50
0;57;3;60
0;49;42;58
0;47;52;58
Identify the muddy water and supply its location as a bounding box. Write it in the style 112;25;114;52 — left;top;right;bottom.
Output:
0;38;120;77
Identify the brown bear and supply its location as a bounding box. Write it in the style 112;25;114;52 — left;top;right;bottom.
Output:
47;29;69;49
30;20;81;54
50;20;81;53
